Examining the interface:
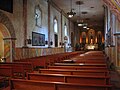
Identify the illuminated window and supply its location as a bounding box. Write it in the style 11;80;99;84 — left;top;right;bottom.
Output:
54;19;58;33
64;23;67;36
54;18;58;47
111;14;116;45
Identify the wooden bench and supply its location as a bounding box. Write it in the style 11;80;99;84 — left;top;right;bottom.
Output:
48;66;108;71
14;51;84;69
27;73;110;85
0;76;6;88
0;65;13;77
0;62;33;78
61;59;106;64
39;69;109;76
10;79;112;90
71;56;106;59
53;63;107;67
74;59;106;64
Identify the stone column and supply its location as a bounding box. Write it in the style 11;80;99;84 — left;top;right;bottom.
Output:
48;0;51;48
22;0;29;58
23;0;27;47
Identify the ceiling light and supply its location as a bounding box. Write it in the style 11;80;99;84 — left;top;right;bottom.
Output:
87;27;90;30
67;0;76;18
78;23;83;26
83;26;87;29
67;9;76;18
76;1;84;26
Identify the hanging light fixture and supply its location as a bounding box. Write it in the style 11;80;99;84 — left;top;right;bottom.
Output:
82;11;88;29
76;1;84;26
67;0;76;18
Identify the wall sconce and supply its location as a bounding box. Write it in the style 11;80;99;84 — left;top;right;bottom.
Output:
68;43;71;47
68;43;71;46
50;41;53;45
27;38;32;44
59;42;62;46
59;42;64;48
45;40;48;45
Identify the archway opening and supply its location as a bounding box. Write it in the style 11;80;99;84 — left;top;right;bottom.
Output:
0;23;11;62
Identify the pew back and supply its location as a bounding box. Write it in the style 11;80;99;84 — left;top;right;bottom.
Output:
0;62;33;78
10;79;112;90
48;66;108;71
27;73;110;85
39;69;109;76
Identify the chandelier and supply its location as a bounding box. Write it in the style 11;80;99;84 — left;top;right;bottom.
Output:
67;0;76;18
82;11;88;29
76;1;84;26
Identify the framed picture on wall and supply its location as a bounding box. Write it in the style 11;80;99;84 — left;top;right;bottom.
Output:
32;32;45;46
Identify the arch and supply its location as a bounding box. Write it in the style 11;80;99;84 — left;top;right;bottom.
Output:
53;17;58;33
53;17;58;47
0;11;15;38
81;32;86;44
0;11;16;62
97;31;102;44
64;23;67;36
88;29;95;44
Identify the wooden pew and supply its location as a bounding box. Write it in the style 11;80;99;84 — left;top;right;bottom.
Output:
13;51;84;69
71;56;106;60
0;76;6;89
47;66;108;71
39;69;109;76
53;63;107;67
10;79;112;90
73;52;106;61
61;59;106;64
0;64;13;77
74;59;106;64
27;73;110;85
0;62;33;78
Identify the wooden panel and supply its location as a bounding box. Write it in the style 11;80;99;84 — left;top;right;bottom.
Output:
10;79;55;90
27;73;110;85
39;69;109;76
10;79;112;90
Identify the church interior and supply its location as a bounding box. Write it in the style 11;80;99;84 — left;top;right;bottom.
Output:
0;0;120;90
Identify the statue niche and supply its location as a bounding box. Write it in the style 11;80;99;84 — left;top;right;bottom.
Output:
88;30;95;44
97;31;102;44
82;32;86;44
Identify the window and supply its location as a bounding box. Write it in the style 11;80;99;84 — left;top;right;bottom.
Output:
54;19;58;33
111;14;116;45
54;18;58;47
64;23;67;36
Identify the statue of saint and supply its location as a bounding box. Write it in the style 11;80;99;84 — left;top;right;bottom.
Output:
90;32;93;44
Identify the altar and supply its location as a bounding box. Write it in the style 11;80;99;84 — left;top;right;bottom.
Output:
85;44;98;50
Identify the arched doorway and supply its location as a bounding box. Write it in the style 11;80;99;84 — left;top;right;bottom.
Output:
0;11;16;62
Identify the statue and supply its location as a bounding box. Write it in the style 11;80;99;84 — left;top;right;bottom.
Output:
90;32;93;44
